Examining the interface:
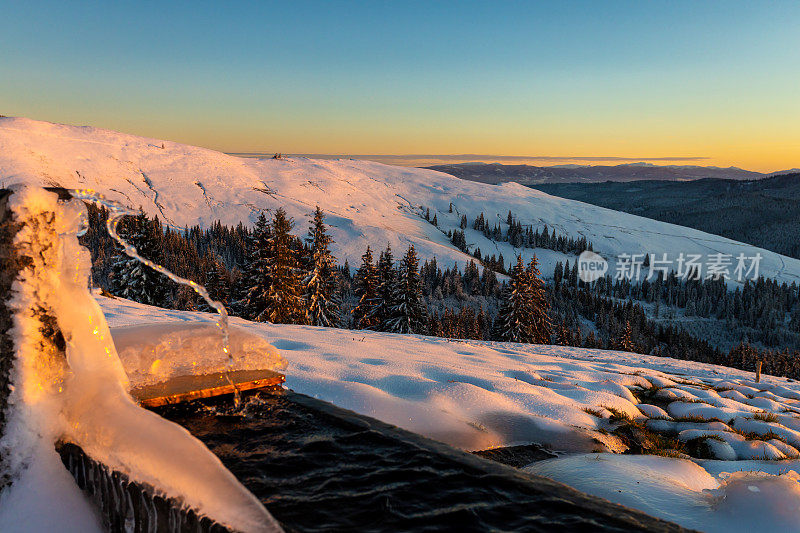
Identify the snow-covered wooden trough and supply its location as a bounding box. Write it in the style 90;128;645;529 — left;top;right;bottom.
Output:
0;186;282;532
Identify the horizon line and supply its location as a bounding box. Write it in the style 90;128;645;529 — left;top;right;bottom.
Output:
226;153;711;163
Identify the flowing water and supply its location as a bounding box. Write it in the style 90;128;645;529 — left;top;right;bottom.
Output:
162;391;686;533
67;188;240;404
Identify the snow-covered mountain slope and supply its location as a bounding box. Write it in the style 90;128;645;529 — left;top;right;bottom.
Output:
2;116;799;285
100;295;800;533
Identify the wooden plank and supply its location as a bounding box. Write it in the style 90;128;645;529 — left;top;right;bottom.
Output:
130;369;285;408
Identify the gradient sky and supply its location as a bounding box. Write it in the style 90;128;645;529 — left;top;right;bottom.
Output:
2;1;799;171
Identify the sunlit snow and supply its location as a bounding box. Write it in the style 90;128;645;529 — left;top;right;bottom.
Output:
2;117;799;286
100;294;800;531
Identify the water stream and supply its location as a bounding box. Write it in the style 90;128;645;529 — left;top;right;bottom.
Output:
67;188;240;405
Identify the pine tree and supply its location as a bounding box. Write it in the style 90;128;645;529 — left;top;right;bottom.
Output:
553;261;564;289
263;208;306;324
616;321;635;352
303;206;340;327
239;213;272;320
369;245;397;330
386;245;427;334
527;255;552;343
494;255;551;344
201;252;230;310
109;211;168;307
494;256;532;343
352;246;380;330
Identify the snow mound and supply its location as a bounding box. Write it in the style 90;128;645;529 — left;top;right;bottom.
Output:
526;454;800;532
113;322;285;387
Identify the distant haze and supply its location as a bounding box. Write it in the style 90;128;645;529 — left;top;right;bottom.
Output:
421;162;800;184
228;153;713;168
228;153;795;180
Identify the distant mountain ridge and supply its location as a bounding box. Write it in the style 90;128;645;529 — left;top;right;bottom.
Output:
530;173;800;259
425;162;792;185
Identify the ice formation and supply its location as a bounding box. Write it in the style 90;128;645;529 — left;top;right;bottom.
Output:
0;186;281;532
68;188;242;401
113;322;285;387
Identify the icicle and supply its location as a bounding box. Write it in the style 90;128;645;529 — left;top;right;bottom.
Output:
67;189;241;406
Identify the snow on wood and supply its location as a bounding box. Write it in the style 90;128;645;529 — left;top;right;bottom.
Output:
112;322;285;388
0;187;281;532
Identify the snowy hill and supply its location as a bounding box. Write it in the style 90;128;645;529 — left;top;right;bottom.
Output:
2;116;800;286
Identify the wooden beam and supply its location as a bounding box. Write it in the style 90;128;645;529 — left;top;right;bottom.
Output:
58;442;239;533
130;369;285;408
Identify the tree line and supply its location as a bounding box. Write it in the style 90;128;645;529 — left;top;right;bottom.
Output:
79;203;800;381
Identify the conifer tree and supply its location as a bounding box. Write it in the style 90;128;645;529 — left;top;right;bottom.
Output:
369;245;397;330
617;321;635;352
352;246;380;330
553;261;564;289
264;208;306;324
494;256;533;343
494;255;551;344
239;213;272;320
201;252;230;310
527;255;552;343
303;206;340;327
386;245;428;334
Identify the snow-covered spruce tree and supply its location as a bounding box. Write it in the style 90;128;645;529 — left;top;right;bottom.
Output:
616;321;635;352
303;206;341;327
200;251;230;311
493;256;533;343
352;246;380;330
109;211;168;307
263;208;306;324
386;245;427;334
368;245;397;331
237;213;272;320
526;255;552;344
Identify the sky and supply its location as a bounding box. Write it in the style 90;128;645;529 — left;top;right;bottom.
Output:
2;1;799;171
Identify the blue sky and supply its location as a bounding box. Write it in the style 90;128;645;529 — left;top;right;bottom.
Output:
2;1;798;170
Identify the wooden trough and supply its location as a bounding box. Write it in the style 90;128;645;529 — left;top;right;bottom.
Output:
130;369;286;408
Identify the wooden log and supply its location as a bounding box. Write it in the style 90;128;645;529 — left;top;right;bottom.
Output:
130;369;285;408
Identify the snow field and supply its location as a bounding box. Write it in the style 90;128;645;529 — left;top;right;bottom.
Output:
526;454;800;533
97;294;800;531
99;295;800;461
